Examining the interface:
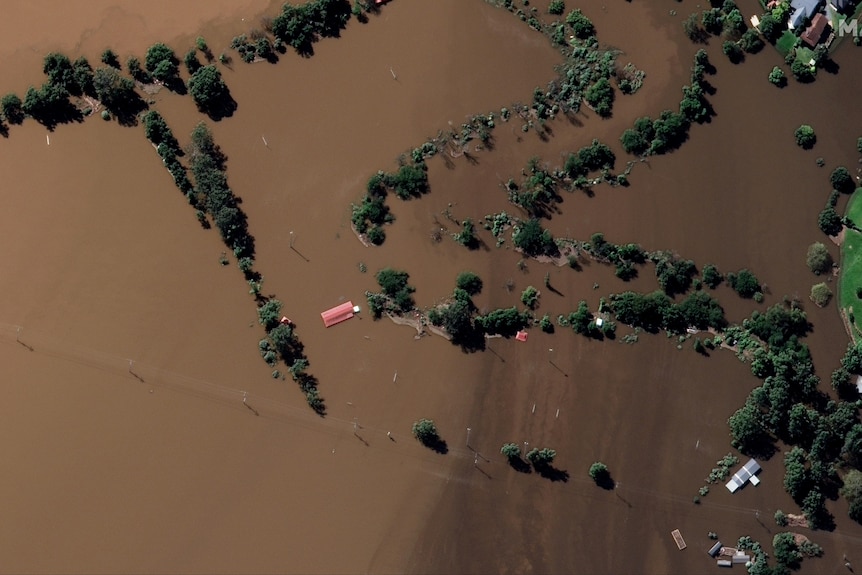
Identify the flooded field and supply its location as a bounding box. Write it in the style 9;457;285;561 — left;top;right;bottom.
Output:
0;0;861;573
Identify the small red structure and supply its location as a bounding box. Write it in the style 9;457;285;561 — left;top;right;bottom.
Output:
515;330;528;342
375;0;390;4
321;301;356;328
280;316;292;325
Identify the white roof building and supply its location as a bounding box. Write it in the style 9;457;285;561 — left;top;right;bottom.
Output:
726;458;761;493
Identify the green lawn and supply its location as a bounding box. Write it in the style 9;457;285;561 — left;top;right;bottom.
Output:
839;190;862;337
776;30;797;55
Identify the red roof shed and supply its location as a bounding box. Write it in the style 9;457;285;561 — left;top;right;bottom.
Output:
321;301;355;328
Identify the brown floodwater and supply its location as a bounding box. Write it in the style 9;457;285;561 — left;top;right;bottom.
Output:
1;0;861;573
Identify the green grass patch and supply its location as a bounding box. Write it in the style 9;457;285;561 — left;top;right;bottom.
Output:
776;30;797;55
839;190;862;336
796;45;815;63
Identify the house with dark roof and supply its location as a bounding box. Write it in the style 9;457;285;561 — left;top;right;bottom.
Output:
790;0;823;28
802;12;830;46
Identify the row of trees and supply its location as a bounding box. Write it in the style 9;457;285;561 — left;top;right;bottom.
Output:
609;289;727;333
620;49;713;157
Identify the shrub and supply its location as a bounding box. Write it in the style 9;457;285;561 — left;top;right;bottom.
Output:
791;58;815;83
768;66;787;87
795;125;816;149
100;49;120;68
806;242;833;275
521;286;539;309
188;65;230;114
810;283;833;307
775;509;788;526
257;299;283;331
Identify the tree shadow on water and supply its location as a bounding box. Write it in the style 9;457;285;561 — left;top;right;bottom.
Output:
420;436;448;454
535;463;569;482
506;457;532;474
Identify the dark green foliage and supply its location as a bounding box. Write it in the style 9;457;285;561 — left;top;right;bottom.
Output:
589;461;610;484
830;166;855;193
271;0;351;55
727;269;760;298
145;43;177;74
184;49;202;74
768;66;787;87
568;300;593;334
548;0;565;15
620;128;648;155
101;49;120;68
21;83;79;128
43;53;77;93
454;218;478;248
375;268;415;311
475;306;529;336
512;218;558;257
842;424;862;468
412;418;441;447
701;8;722;35
0;93;24;124
72;57;95;97
387;162;428;199
806;242;833;275
701;264;723;288
126;56;149;83
188;65;233;118
455;272;483;296
572;139;615;174
759;13;781;42
610;290;674;332
527;447;556;467
791;59;815;83
722;41;744;63
653;252;696;296
142;110;180;154
585;78;613;117
772;532;802;570
566;9;594;38
728;401;767;453
92;66;143;122
677;291;726;330
739;29;764;53
257;299;283;331
648;110;689;155
818;204;843;236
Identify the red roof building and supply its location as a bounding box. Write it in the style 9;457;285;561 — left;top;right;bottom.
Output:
802;13;828;47
321;301;356;328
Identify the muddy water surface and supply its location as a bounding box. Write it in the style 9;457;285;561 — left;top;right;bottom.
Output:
1;0;861;573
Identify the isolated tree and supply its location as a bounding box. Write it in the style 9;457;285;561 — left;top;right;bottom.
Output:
702;263;723;288
589;461;610;483
527;448;556;467
806;242;833;275
521;286;539;309
810;283;832;307
768;66;787;87
818;205;843;236
795;125;816;149
548;0;565;15
412;419;439;446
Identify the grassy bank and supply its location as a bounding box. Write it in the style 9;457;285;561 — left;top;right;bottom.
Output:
840;189;862;339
